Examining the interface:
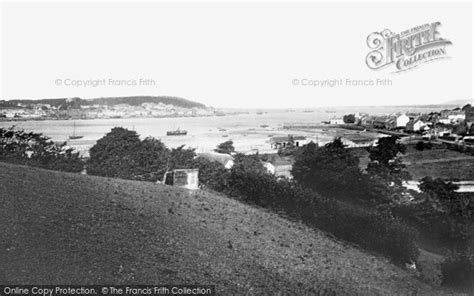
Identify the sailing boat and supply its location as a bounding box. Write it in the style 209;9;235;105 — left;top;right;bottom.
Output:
69;122;83;140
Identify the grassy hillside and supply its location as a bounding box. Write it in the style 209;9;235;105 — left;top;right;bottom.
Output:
0;162;452;295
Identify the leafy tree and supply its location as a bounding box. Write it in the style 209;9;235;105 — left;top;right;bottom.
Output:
452;122;467;136
87;127;141;178
292;138;372;202
417;177;473;287
367;136;410;186
368;136;406;166
190;157;229;191
343;114;356;124
214;140;235;154
169;145;196;170
461;104;471;111
227;153;269;198
133;137;170;181
87;127;170;181
0;126;83;172
418;177;471;243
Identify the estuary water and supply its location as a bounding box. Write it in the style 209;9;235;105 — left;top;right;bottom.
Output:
0;106;448;155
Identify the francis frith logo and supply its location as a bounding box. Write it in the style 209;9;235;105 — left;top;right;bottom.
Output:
366;22;452;73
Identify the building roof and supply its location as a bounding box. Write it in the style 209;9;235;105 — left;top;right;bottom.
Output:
196;152;233;165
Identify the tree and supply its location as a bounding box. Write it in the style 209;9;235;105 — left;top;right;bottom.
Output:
418;177;471;241
368;136;406;166
190;157;229;191
87;127;170;181
227;153;269;198
169;145;196;170
133;137;170;181
366;136;410;186
292;138;372;201
417;177;473;287
343;114;356;124
0;126;83;172
461;104;471;112
214;140;235;154
452;122;467;136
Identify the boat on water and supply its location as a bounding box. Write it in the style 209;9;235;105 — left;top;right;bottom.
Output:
166;128;187;136
325;110;337;113
260;124;269;128
68;122;83;140
218;128;227;132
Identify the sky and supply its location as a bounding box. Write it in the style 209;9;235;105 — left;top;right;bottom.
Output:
1;1;472;108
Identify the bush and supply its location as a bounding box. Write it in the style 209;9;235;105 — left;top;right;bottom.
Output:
223;164;419;264
0;126;83;173
189;157;229;191
417;256;443;287
415;141;433;151
441;251;474;288
214;140;235;154
415;141;425;151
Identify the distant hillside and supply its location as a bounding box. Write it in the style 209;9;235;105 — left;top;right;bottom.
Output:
0;96;206;109
0;161;448;295
441;99;472;106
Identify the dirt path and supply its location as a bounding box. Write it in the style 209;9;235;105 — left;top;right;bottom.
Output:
0;162;453;295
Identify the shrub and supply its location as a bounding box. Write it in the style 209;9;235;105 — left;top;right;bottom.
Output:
415;141;425;151
224;166;419;264
417;256;443;287
441;251;474;288
189;157;229;191
214;140;235;154
0;126;83;173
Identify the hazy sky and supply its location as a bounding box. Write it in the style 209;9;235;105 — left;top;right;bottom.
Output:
1;1;472;108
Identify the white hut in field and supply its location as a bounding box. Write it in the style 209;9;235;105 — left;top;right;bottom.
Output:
162;168;199;190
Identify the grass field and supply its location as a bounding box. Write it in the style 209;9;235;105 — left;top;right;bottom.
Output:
401;147;474;180
352;146;474;181
0;162;455;295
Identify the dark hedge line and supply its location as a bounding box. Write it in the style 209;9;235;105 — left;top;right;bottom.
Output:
221;170;419;265
0;127;84;173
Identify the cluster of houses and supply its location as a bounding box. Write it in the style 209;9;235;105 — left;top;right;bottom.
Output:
0;100;215;120
331;105;474;136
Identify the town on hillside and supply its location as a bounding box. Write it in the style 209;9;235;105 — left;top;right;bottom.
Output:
0;97;219;120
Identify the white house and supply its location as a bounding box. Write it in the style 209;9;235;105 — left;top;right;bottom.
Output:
269;135;308;149
329;118;344;125
448;113;465;123
411;120;429;132
262;162;275;174
438;118;451;125
396;114;410;128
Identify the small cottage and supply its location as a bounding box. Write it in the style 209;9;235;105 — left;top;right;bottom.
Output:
269;135;307;149
163;168;199;190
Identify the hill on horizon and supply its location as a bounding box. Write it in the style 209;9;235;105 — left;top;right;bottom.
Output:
0;96;207;109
